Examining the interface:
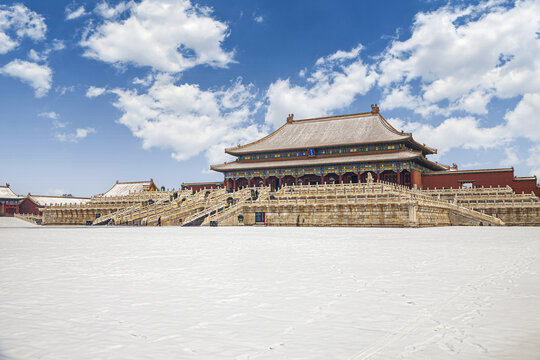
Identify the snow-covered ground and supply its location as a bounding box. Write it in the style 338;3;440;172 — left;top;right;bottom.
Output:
1;221;539;360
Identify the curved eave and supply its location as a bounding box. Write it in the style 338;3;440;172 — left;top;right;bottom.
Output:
211;150;428;173
416;156;449;171
406;138;437;155
210;164;229;173
228;138;414;155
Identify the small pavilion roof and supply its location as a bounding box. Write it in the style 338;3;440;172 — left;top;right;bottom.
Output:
26;195;90;207
99;180;156;197
0;185;21;199
212;149;446;172
225;111;436;155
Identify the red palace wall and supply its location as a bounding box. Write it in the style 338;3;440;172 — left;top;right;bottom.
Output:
422;169;540;197
19;198;41;215
512;179;540;196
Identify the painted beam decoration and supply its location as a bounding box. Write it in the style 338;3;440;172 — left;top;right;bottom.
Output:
237;143;405;161
224;160;426;179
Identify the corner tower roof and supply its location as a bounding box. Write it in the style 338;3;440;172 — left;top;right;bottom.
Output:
226;111;435;155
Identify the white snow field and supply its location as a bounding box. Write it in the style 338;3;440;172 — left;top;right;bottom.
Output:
1;222;540;360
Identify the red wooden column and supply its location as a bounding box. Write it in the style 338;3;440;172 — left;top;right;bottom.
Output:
248;178;251;187
233;178;237;191
263;177;267;187
410;169;423;189
295;175;298;185
339;173;343;184
357;171;362;183
377;171;381;181
279;176;282;187
321;174;324;184
396;170;401;185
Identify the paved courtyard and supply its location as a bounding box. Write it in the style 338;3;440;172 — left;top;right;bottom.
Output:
1;219;539;359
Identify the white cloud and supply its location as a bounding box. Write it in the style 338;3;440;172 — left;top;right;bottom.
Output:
27;39;65;62
81;0;234;73
387;116;507;156
51;39;65;51
38;111;59;119
86;86;106;98
95;1;134;19
110;74;266;164
380;85;441;117
253;15;263;23
133;73;154;86
0;32;17;54
27;48;42;61
0;4;46;54
56;128;95;142
76;128;95;138
317;44;363;65
0;59;52;97
500;147;520;167
65;6;87;20
504;93;540;142
378;0;540;116
53;120;68;129
527;144;540;176
265;44;377;128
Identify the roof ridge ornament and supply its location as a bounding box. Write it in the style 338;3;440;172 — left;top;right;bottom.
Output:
371;104;379;114
286;114;294;123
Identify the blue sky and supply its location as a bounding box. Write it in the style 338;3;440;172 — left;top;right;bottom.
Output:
1;0;539;197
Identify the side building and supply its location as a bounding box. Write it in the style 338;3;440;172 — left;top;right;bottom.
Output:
20;195;90;216
96;179;158;197
0;184;23;216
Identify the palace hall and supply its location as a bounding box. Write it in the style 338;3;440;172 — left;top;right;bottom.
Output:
211;105;539;196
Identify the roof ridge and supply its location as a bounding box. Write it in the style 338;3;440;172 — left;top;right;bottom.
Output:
376;113;410;137
115;180;152;184
291;111;374;123
225;122;288;153
28;194;91;199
